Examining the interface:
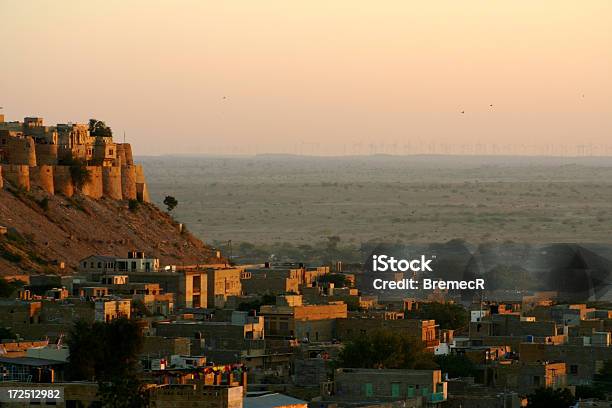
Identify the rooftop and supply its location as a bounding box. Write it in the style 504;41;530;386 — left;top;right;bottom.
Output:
244;393;307;408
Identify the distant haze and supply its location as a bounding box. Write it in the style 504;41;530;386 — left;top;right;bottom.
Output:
1;1;611;156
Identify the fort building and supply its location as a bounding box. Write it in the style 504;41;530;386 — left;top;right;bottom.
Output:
0;115;149;201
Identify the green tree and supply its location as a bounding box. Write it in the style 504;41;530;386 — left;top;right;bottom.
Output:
526;387;575;408
58;156;92;189
0;327;17;340
128;199;140;211
408;302;468;330
67;318;146;408
434;354;477;378
163;195;178;212
337;329;432;369
237;294;276;312
317;273;349;287
0;277;25;298
89;119;113;137
593;359;612;392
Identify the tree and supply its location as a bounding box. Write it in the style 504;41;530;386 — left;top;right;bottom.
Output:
237;294;276;312
0;277;21;297
59;156;92;189
88;119;113;137
128;199;140;212
163;195;178;212
317;273;349;287
67;318;147;408
337;329;432;369
434;354;477;378
526;387;575;408
0;327;17;340
408;302;469;330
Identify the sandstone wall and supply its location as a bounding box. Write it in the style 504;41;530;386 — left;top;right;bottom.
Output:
29;165;54;194
34;144;58;165
7;137;37;166
1;141;148;201
102;166;123;200
115;144;126;167
2;164;30;191
135;164;150;202
121;165;137;200
53;165;74;197
81;166;103;199
122;143;134;165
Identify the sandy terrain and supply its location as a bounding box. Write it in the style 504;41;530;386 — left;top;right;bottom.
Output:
141;155;612;248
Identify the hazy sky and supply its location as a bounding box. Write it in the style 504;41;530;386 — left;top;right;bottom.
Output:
1;1;611;155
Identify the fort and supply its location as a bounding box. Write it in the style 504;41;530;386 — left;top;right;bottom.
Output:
0;114;149;202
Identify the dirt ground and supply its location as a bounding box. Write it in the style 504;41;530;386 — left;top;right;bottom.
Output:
141;154;612;247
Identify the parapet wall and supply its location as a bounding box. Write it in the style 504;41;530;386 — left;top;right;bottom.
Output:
115;143;134;167
2;162;148;202
7;137;37;166
53;165;74;197
102;166;123;200
135;164;150;203
1;164;30;191
121;165;137;200
35;144;59;165
81;166;103;199
29;165;54;194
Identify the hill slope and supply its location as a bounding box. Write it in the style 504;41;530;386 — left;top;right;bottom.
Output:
0;186;220;276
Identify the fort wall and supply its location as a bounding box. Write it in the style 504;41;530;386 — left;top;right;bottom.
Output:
81;166;103;199
7;137;37;166
29;165;54;194
115;144;126;167
53;165;74;197
121;143;134;165
135;164;150;202
35;144;59;165
2;118;148;201
1;164;30;191
102;166;123;200
121;165;137;200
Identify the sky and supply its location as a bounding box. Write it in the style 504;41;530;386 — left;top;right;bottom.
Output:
1;0;611;156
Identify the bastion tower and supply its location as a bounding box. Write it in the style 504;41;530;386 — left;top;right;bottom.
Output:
0;115;149;201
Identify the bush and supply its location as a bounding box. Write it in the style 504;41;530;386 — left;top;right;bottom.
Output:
38;197;50;211
128;199;139;211
163;195;178;212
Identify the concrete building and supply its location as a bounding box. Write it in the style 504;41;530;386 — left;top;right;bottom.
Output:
154;311;265;362
321;368;447;407
149;384;244;408
260;298;347;342
337;315;440;350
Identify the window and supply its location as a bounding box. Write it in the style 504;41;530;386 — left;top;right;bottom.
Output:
364;383;373;397
407;385;415;397
391;383;400;398
533;376;541;386
570;365;578;374
98;262;102;268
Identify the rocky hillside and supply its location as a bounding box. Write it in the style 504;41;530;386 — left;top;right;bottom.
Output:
0;184;221;276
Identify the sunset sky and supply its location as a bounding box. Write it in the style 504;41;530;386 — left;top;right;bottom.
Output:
1;1;611;155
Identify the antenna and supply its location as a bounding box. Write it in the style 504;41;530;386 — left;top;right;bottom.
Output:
123;131;126;143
